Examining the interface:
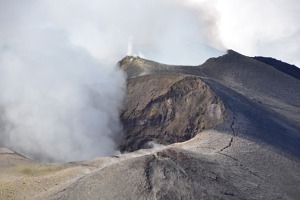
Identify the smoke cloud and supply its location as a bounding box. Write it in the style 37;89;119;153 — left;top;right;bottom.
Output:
0;1;127;162
214;0;300;66
188;0;300;66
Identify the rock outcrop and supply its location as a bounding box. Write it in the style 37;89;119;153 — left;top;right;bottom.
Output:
120;73;225;152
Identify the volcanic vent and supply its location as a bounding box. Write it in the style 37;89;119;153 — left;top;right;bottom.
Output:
118;56;226;152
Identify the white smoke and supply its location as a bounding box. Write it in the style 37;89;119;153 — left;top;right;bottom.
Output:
0;23;126;162
127;37;134;56
187;0;300;67
0;1;127;162
214;0;300;66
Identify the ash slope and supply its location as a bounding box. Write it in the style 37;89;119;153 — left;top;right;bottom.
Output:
1;50;300;200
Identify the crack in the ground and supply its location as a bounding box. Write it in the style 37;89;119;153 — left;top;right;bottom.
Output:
231;116;237;136
144;155;156;192
217;152;263;180
218;137;234;152
217;152;238;161
244;167;263;179
49;173;90;199
48;159;122;199
218;112;236;153
216;112;264;180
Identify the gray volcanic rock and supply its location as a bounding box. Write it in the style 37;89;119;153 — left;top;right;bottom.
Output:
120;73;225;152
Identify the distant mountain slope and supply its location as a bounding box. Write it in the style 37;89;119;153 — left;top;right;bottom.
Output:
253;56;300;80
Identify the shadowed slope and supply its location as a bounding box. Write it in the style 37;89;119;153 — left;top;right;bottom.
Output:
199;50;300;157
253;56;300;80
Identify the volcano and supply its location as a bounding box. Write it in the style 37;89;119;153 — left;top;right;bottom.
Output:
0;50;300;199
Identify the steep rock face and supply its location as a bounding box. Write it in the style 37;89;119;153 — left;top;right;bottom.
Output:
120;73;225;152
